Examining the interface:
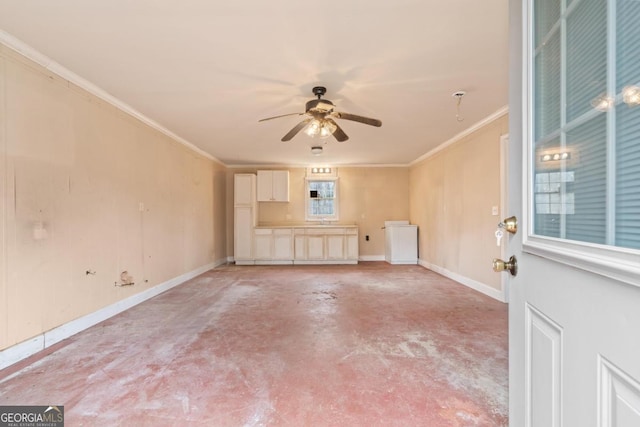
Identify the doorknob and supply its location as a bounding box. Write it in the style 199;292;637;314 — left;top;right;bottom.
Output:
493;255;518;276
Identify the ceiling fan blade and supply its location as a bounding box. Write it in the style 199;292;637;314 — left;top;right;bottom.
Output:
333;112;382;127
258;112;303;122
281;118;312;141
326;118;349;142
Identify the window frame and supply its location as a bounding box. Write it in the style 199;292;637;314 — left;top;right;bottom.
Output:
522;0;640;286
305;177;339;222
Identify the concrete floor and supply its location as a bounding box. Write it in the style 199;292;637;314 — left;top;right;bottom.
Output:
0;263;508;426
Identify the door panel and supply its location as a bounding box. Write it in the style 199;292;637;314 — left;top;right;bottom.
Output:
599;356;640;427
508;0;640;425
526;303;562;427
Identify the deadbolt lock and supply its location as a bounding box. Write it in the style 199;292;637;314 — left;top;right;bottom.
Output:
499;216;518;234
493;255;518;277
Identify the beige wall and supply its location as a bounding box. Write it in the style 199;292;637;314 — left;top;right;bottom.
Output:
226;167;410;257
0;45;226;350
409;115;508;291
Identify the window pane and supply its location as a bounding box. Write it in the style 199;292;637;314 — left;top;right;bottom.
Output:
616;104;640;249
533;116;608;244
535;30;561;140
307;180;336;218
566;0;607;122
534;137;562;238
534;0;560;46
615;0;640;250
309;199;335;216
532;0;640;253
565;116;607;244
309;181;335;198
616;0;640;93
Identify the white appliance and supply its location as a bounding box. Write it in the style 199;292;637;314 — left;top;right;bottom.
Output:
384;220;418;264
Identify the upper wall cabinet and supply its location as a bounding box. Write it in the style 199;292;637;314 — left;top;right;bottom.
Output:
234;173;256;206
257;170;290;202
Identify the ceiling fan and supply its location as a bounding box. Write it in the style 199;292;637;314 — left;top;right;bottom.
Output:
258;86;382;142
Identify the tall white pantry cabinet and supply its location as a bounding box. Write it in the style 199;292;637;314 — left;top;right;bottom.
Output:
233;174;256;264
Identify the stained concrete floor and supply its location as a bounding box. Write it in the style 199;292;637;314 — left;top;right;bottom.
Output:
0;263;508;426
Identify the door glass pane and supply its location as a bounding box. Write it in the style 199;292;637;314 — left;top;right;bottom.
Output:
616;0;640;93
615;0;640;250
616;104;640;249
565;116;607;244
534;137;562;238
534;31;561;140
566;0;607;122
534;0;560;46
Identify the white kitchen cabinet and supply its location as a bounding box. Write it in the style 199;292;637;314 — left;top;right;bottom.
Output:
326;235;345;260
272;229;293;260
306;235;325;260
234;174;256;264
346;233;359;260
257;170;289;202
253;229;273;260
293;227;358;264
234;206;254;263
235;173;256;206
253;228;293;264
294;231;306;260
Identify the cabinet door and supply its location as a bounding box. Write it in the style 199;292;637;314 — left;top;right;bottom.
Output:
256;170;273;202
257;170;289;202
326;235;345;260
253;229;272;260
272;170;290;202
234;207;253;260
273;230;293;260
307;235;324;260
346;234;359;260
294;235;306;260
234;174;255;206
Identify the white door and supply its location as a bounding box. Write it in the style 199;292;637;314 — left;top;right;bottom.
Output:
508;0;640;425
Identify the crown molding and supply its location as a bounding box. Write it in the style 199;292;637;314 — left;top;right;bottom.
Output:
409;105;509;166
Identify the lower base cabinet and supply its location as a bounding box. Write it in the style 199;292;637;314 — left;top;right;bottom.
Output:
240;226;358;265
253;228;293;264
292;227;358;265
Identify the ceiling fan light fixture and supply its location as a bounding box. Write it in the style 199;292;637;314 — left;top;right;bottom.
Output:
311;146;323;155
305;119;336;139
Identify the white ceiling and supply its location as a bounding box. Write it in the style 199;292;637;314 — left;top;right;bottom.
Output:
0;0;509;166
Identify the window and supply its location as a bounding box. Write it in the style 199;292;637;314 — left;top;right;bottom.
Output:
305;178;338;221
525;0;640;285
531;0;640;251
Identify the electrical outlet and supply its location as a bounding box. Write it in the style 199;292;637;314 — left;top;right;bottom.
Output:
365;235;370;241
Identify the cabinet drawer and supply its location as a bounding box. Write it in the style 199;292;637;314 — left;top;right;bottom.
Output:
306;228;345;235
254;228;272;235
273;228;292;236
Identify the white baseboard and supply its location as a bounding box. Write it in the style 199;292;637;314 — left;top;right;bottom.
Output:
419;260;506;302
359;255;385;261
0;262;216;371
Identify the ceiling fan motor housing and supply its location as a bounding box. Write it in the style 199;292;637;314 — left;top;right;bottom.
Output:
312;86;327;98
